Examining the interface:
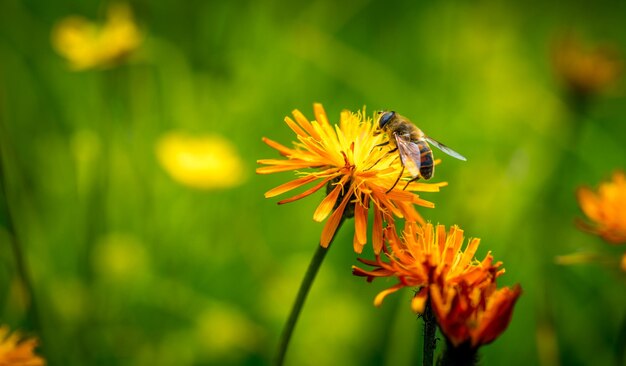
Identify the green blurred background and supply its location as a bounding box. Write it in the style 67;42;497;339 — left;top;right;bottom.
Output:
1;0;626;365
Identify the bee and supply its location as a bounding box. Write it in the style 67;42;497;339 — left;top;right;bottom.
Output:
375;110;467;191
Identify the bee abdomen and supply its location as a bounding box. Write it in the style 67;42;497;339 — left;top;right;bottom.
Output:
417;140;434;179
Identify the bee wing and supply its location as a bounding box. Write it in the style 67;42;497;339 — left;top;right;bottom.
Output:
394;133;422;178
424;136;467;161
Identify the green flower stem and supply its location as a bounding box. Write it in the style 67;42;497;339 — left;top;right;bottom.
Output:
439;340;478;366
275;218;345;366
0;139;41;332
422;299;437;366
616;312;626;366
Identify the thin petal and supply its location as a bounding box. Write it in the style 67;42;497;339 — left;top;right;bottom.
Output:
256;164;308;174
292;109;320;140
405;181;448;192
320;190;351;247
313;183;342;222
353;233;365;254
314;103;330;128
265;175;318;198
372;206;384;254
374;283;405;307
458;238;480;268
354;196;369;245
262;137;293;156
284;116;308;138
278;177;332;205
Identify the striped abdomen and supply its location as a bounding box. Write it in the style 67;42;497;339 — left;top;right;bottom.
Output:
416;139;434;179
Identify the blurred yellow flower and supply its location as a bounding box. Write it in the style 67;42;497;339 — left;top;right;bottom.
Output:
0;326;45;366
257;104;446;253
52;3;141;70
156;133;246;190
577;171;626;244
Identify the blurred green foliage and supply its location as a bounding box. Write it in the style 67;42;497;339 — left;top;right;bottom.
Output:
1;0;626;365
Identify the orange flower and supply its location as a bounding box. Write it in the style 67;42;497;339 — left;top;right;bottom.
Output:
352;223;504;313
430;279;522;348
552;35;622;96
354;223;522;349
577;171;626;244
257;104;446;253
0;326;45;366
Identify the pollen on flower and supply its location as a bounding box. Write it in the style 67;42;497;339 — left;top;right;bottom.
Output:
156;132;246;190
257;104;447;253
0;325;45;366
52;3;142;70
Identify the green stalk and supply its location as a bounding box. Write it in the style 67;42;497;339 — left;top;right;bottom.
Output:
422;299;437;366
275;219;345;366
0;138;41;332
439;340;478;366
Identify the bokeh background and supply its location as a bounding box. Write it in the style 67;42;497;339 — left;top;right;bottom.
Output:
1;0;626;365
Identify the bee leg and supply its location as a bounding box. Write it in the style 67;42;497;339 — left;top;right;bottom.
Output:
386;165;405;193
365;150;398;171
402;176;420;191
374;141;390;148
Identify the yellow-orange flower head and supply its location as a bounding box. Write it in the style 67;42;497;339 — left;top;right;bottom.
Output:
353;223;503;313
353;222;521;348
0;326;45;366
257;104;447;254
577;171;626;244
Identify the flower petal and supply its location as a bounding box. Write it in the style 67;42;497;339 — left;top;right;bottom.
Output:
265;175;318;198
354;196;369;245
313;182;343;222
278;177;333;205
374;283;404;307
411;287;429;313
372;206;384;254
320;190;352;248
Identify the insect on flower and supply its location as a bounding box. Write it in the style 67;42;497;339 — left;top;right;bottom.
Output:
374;111;467;192
257;104;448;253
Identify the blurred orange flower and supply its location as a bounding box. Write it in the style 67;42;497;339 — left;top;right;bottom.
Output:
52;3;142;70
577;171;626;244
352;223;504;313
0;326;45;366
552;35;622;97
257;104;446;253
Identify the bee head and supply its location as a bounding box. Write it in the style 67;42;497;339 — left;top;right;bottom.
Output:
378;111;395;129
